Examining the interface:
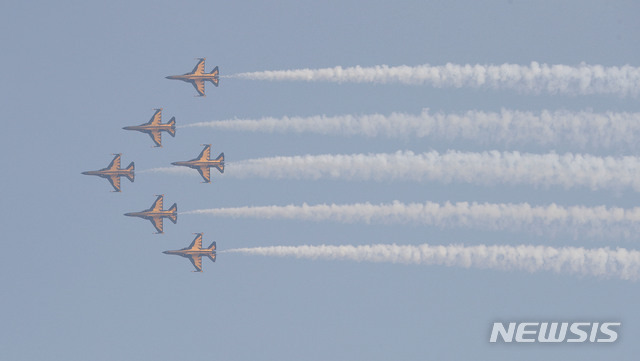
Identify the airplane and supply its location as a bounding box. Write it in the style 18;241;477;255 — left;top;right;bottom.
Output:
163;233;216;272
171;144;224;183
123;108;176;147
82;154;134;192
124;195;177;234
166;58;219;97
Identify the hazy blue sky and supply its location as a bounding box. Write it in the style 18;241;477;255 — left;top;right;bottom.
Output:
1;1;640;360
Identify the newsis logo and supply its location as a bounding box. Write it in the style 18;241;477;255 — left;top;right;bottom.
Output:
490;322;621;343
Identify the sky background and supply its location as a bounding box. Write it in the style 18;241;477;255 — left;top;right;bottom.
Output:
1;1;640;360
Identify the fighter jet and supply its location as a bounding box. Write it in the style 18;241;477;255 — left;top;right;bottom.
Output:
166;58;219;97
124;195;177;234
163;233;216;272
123;108;176;147
171;144;224;183
82;154;134;192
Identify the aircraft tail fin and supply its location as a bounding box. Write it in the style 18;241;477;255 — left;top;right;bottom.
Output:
125;162;135;182
214;153;224;174
167;117;176;137
168;203;178;224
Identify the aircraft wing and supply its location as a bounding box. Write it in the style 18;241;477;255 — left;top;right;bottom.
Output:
107;175;121;192
188;255;203;272
196;145;211;161
149;217;164;234
149;195;163;211
105;154;121;171
146;109;162;125
196;166;211;183
147;131;162;147
187;233;203;250
189;80;206;96
190;58;206;75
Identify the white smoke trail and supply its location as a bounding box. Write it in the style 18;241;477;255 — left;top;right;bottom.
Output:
183;201;640;239
226;243;640;280
230;62;640;97
143;151;640;191
181;109;640;151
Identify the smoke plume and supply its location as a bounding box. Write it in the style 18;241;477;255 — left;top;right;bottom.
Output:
231;62;640;97
227;243;640;280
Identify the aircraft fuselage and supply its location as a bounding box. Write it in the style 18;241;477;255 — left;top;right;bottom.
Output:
163;249;214;257
124;210;174;219
166;74;218;82
171;160;223;169
82;169;131;177
122;124;173;132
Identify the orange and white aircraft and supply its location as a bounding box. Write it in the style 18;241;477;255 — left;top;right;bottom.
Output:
166;58;219;97
82;154;134;192
124;195;177;234
171;144;224;183
123;108;176;147
163;233;216;272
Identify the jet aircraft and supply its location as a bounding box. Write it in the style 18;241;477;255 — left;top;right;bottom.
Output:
171;144;224;183
123;108;176;147
124;195;177;234
82;154;134;192
163;233;216;272
166;58;219;97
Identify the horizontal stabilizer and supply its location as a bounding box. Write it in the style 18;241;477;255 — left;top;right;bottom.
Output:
125;162;135;182
215;153;224;173
207;241;216;251
168;203;178;224
207;254;216;263
167;117;176;137
210;68;219;87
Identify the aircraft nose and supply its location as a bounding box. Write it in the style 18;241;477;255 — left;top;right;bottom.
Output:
124;212;133;217
170;162;178;165
81;171;89;175
162;251;169;254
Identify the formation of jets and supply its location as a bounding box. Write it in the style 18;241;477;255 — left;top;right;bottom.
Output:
82;59;222;271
